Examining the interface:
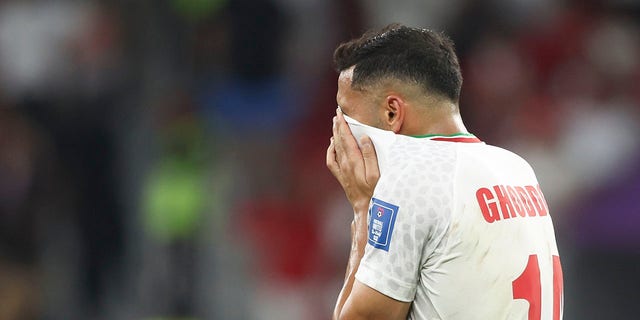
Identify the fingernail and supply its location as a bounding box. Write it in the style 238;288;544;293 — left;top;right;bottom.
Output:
360;136;371;147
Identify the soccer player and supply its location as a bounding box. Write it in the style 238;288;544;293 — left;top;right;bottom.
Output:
326;24;563;320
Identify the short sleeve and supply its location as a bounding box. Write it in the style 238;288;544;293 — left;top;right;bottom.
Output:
355;168;430;302
354;138;457;303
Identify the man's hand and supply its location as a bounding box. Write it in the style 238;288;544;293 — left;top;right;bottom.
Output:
327;108;383;319
326;108;380;213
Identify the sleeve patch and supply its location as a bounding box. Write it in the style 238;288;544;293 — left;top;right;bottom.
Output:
368;198;399;252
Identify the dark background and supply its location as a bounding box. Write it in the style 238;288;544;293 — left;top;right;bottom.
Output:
0;0;638;319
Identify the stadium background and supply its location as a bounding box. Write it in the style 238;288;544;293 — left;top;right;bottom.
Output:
0;0;638;319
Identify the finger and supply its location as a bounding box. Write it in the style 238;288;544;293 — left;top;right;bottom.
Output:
360;136;380;186
334;109;370;185
334;108;360;159
326;137;340;178
332;116;346;166
335;107;351;137
332;115;345;156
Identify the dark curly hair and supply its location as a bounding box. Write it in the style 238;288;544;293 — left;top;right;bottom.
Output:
334;23;462;102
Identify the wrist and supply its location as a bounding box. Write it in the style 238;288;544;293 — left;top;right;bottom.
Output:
352;209;369;244
351;219;368;253
352;200;370;215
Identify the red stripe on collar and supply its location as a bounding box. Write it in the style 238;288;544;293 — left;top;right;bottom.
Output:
429;136;482;143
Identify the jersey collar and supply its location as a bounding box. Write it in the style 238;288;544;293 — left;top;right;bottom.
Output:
411;132;482;143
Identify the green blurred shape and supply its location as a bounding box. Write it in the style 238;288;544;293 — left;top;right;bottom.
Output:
171;0;227;21
144;157;206;241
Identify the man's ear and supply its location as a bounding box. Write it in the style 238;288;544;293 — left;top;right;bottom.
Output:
384;95;405;133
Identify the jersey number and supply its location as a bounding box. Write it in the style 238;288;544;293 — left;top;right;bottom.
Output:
512;254;563;320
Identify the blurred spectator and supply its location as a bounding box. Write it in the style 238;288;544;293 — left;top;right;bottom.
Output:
0;107;53;320
0;1;85;98
138;98;210;318
0;1;128;318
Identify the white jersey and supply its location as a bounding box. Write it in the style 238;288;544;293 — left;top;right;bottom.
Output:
345;115;563;320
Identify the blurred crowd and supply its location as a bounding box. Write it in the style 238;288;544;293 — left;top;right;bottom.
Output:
0;0;638;319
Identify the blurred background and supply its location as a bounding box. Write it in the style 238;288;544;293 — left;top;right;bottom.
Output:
0;0;638;319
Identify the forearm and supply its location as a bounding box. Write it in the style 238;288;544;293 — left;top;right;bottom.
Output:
333;208;369;320
328;108;380;319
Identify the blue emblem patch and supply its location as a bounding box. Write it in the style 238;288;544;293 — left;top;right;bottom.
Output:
368;198;399;252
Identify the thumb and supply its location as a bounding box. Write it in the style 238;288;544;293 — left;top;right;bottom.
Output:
360;136;380;185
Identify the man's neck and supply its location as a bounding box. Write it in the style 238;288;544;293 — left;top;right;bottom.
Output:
400;103;469;137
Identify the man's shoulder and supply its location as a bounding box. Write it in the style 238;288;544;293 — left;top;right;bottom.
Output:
376;139;458;197
455;142;539;188
389;136;459;163
461;142;534;170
